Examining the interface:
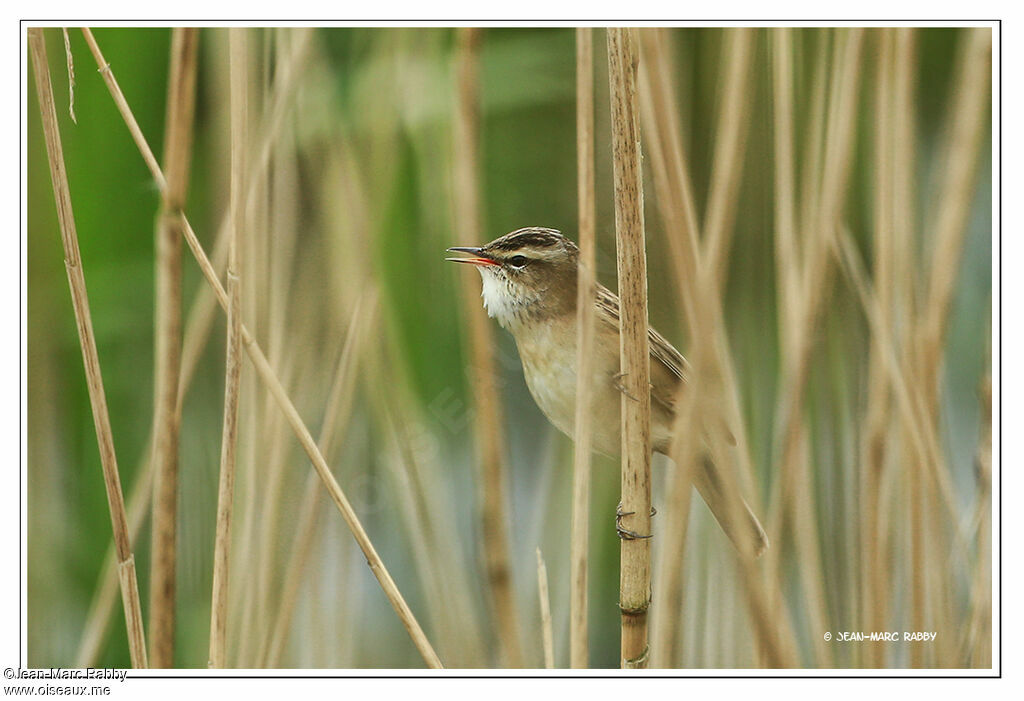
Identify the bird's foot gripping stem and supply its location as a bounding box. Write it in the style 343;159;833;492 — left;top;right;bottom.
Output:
611;372;641;403
616;502;656;540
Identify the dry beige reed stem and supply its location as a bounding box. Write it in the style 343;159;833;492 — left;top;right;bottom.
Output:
149;27;198;668
80;29;166;193
765;38;864;655
891;28;917;340
249;186;306;666
569;25;596;670
263;293;376;667
765;27;833;668
701;28;754;293
638;30;702;315
61;28;76;123
797;30;868;667
369;350;490;667
214;306;443;668
79;27;311;252
209;27;248;669
860;27;897;668
76;29;304;665
833;226;958;528
776;28;864;521
452;26;524;668
76;227;228;668
371;369;472;665
649;387;698;668
606;27;653;670
28;27;148;669
237;360;295;667
317;142;474;666
888;27;919;668
536;548;555;669
637;28;701;667
909;27;991;667
832;224;962;667
241;43;306;664
918;28;991;394
179;231;230;397
75;443;153;667
964;372;991;667
80;28;442;669
225;30;315;667
77;225;229;668
771;29;800;346
796;34;831;276
639;27;798;668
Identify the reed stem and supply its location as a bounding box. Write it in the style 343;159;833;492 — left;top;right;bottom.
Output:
640;27;800;668
149;26;198;668
208;27;247;669
701;28;754;293
75;222;228;668
569;25;596;670
452;26;523;668
536;548;555;669
28;27;148;669
80;27;443;669
606;27;653;670
263;294;375;666
637;28;700;667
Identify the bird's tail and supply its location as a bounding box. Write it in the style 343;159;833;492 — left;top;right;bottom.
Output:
693;454;769;558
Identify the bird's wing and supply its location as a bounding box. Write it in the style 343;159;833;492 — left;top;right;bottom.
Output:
595;285;760;555
594;283;689;412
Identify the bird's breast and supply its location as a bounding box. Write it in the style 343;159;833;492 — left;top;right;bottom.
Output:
513;318;623;456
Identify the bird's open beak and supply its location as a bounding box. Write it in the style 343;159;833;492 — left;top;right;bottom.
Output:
445;246;499;267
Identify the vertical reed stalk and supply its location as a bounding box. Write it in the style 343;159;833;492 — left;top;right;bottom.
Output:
964;372;991;667
234;33;269;664
28;27;148;669
452;27;523;668
917;28;990;399
768;27;834;668
78;27;444;670
636;28;744;667
771;29;800;348
762;36;864;667
861;28;896;668
75;451;152;667
638;29;702;303
638;28;701;667
606;27;653;669
263;295;375;667
209;27;248;669
701;28;754;293
775;28;863;526
891;28;916;355
76;221;229;668
569;25;596;670
890;28;919;668
908;26;991;667
536;549;555;669
242;35;301;665
149;26;198;668
640;28;798;668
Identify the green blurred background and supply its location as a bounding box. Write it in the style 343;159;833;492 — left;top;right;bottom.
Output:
26;27;991;669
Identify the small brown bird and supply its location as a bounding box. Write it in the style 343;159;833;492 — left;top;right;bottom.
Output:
448;226;767;556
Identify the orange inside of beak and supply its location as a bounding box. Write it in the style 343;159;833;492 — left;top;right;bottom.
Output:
447;256;499;267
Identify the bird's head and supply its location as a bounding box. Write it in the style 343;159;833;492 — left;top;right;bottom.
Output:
446;227;579;329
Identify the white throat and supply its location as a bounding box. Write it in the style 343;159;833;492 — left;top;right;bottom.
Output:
479;269;516;328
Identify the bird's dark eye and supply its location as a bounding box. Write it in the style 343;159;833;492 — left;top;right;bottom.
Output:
508;255;528;269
